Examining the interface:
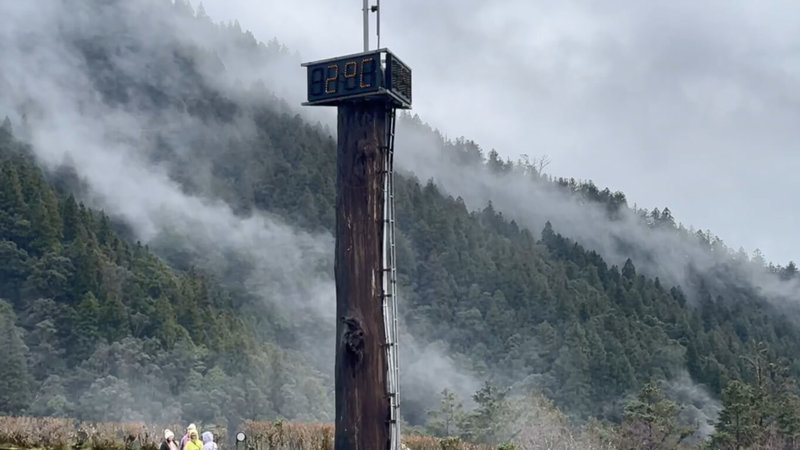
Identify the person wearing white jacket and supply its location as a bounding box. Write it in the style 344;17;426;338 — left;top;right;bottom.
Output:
201;431;218;450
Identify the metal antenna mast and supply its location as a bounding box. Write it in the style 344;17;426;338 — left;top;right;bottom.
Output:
375;0;381;49
364;0;381;51
362;0;369;51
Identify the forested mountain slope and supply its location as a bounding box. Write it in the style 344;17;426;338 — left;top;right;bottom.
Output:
0;124;333;425
1;1;800;447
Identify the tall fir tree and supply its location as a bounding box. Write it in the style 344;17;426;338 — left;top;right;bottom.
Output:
0;300;33;415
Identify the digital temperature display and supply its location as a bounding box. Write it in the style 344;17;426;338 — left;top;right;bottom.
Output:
303;49;412;108
307;52;381;102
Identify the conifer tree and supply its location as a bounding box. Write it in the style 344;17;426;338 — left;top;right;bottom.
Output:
460;382;512;445
618;382;694;450
710;380;757;450
427;388;464;437
0;300;32;415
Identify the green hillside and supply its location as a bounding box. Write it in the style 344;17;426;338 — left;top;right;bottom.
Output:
2;0;800;448
0;124;333;426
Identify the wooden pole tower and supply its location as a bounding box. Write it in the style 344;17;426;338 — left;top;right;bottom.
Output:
302;4;411;450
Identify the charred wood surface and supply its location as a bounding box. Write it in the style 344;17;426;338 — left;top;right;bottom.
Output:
334;102;390;450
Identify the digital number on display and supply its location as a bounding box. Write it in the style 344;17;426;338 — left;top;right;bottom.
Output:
308;54;381;100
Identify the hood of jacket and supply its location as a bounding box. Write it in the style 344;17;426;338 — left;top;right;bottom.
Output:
202;431;214;444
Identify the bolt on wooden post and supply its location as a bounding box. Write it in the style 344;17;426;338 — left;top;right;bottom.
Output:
302;50;411;450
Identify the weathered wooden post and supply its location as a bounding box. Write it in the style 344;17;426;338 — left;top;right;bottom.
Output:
302;41;411;450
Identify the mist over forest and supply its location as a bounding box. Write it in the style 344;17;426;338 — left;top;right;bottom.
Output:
1;1;799;449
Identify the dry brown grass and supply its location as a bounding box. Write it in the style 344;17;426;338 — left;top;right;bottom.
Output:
0;416;487;450
241;420;333;450
239;421;492;450
0;416;73;449
0;417;183;450
402;435;493;450
78;421;178;450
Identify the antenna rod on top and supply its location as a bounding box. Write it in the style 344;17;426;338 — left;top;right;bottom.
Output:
363;0;369;51
376;0;381;49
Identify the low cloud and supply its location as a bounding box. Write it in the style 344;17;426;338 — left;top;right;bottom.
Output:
0;0;477;424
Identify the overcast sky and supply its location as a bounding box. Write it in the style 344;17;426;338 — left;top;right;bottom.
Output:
196;0;800;266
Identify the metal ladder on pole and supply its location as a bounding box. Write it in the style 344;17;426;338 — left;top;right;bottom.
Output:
382;106;401;450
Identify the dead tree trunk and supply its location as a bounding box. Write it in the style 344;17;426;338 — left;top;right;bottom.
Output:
334;101;390;450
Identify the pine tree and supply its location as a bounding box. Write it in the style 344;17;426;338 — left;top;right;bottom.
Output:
74;292;101;360
0;161;25;215
781;261;798;281
461;382;511;445
27;189;62;255
427;388;464;437
710;380;757;449
0;300;33;414
0;161;30;247
621;258;637;280
776;390;800;448
61;195;81;242
0;240;29;303
618;382;694;450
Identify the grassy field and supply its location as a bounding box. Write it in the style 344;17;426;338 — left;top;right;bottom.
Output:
0;417;493;450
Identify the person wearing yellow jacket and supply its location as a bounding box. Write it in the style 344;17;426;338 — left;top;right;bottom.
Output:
184;430;203;450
